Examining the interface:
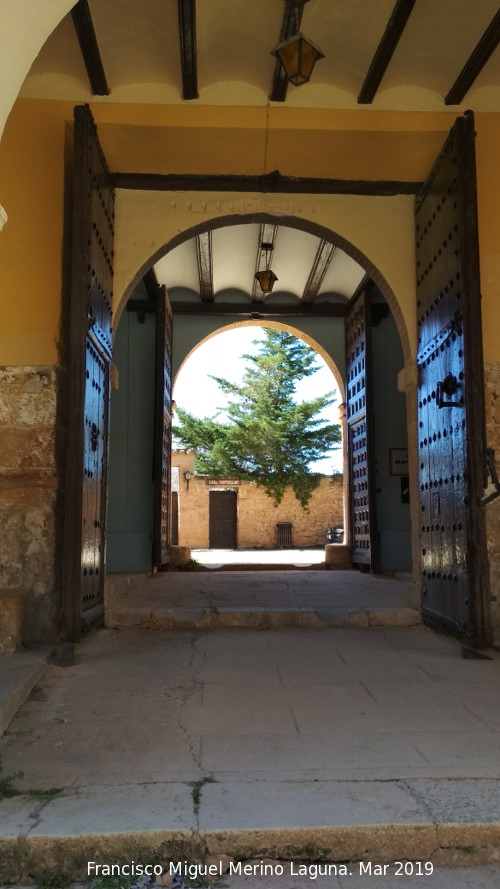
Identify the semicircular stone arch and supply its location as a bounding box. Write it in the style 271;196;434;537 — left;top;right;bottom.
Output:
114;208;412;365
173;318;345;403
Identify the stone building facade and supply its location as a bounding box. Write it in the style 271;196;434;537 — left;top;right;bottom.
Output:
172;451;344;551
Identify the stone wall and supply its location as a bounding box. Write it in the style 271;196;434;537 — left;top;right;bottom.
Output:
173;453;344;550
484;361;500;646
0;366;65;643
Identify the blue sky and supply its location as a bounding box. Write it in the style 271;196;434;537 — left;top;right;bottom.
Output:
172;326;343;474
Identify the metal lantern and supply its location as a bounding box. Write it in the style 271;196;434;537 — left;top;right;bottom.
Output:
272;32;325;86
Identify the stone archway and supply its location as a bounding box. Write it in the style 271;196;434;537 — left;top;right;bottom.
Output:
111;210;416;577
171;319;348;553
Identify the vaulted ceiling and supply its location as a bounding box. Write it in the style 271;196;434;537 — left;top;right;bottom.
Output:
154;221;367;317
22;0;500;110
20;0;500;312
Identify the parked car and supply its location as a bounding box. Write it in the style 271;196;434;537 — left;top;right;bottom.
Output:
326;526;344;544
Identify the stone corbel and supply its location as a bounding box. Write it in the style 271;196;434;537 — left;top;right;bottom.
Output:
397;360;418;393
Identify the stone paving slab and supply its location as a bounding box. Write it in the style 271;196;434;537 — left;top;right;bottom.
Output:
0;650;47;737
198;780;432;831
1;779;500;878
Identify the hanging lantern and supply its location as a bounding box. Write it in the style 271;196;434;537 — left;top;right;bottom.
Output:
254;268;278;294
272;32;325;86
254;243;278;295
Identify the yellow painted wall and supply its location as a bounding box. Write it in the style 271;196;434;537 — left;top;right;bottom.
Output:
1;98;500;368
475;114;500;363
0;100;71;365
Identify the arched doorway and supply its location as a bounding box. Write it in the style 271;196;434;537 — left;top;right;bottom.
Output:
64;108;491;647
107;236;412;577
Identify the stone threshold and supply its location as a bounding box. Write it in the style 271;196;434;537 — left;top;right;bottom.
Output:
1;779;499;880
105;606;421;631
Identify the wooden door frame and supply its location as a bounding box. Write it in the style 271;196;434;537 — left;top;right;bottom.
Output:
63;105;114;641
209;489;238;549
415;111;491;646
345;286;379;571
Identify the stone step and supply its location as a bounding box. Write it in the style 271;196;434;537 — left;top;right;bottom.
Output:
106;605;421;630
0;650;47;738
1;779;499;881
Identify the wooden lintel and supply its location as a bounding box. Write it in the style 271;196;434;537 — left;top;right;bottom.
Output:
112;170;421;196
445;10;500;105
347;274;372;309
302;240;336;303
71;0;109;96
270;0;309;103
357;0;416;104
127;299;157;314
143;268;161;299
171;300;347;317
178;0;198;100
196;231;214;301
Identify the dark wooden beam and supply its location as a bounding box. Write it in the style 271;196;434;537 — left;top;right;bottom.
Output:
347;274;372;309
196;231;214;301
445;10;500;105
171;300;347;317
270;0;309;103
302;240;335;303
71;0;109;96
112;170;422;196
252;223;278;301
126;298;157;323
143;268;161;299
178;0;198;100
357;0;416;104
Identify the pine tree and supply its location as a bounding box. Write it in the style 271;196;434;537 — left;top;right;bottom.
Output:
173;329;341;507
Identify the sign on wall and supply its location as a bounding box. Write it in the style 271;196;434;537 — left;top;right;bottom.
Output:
206;478;241;486
389;448;408;476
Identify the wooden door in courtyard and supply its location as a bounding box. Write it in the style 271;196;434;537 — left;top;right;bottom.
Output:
345;288;379;571
65;105;114;640
209;490;237;548
153;283;173;570
416;112;492;647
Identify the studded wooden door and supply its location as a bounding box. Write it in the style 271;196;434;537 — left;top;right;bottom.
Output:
209;491;237;549
416;112;491;646
153;285;173;569
345;289;378;570
65;105;114;640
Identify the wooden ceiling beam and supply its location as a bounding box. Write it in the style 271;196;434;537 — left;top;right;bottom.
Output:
171;300;347;317
178;0;198;100
270;0;309;103
252;223;278;301
301;240;335;303
71;0;109;96
112;171;422;196
445;10;500;105
357;0;416;104
196;231;214;301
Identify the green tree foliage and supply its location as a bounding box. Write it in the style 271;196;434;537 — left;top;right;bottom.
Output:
173;329;341;507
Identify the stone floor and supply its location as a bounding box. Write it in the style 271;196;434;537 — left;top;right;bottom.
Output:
1;569;500;883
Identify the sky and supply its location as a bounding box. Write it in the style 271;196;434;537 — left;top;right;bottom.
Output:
172;326;343;474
